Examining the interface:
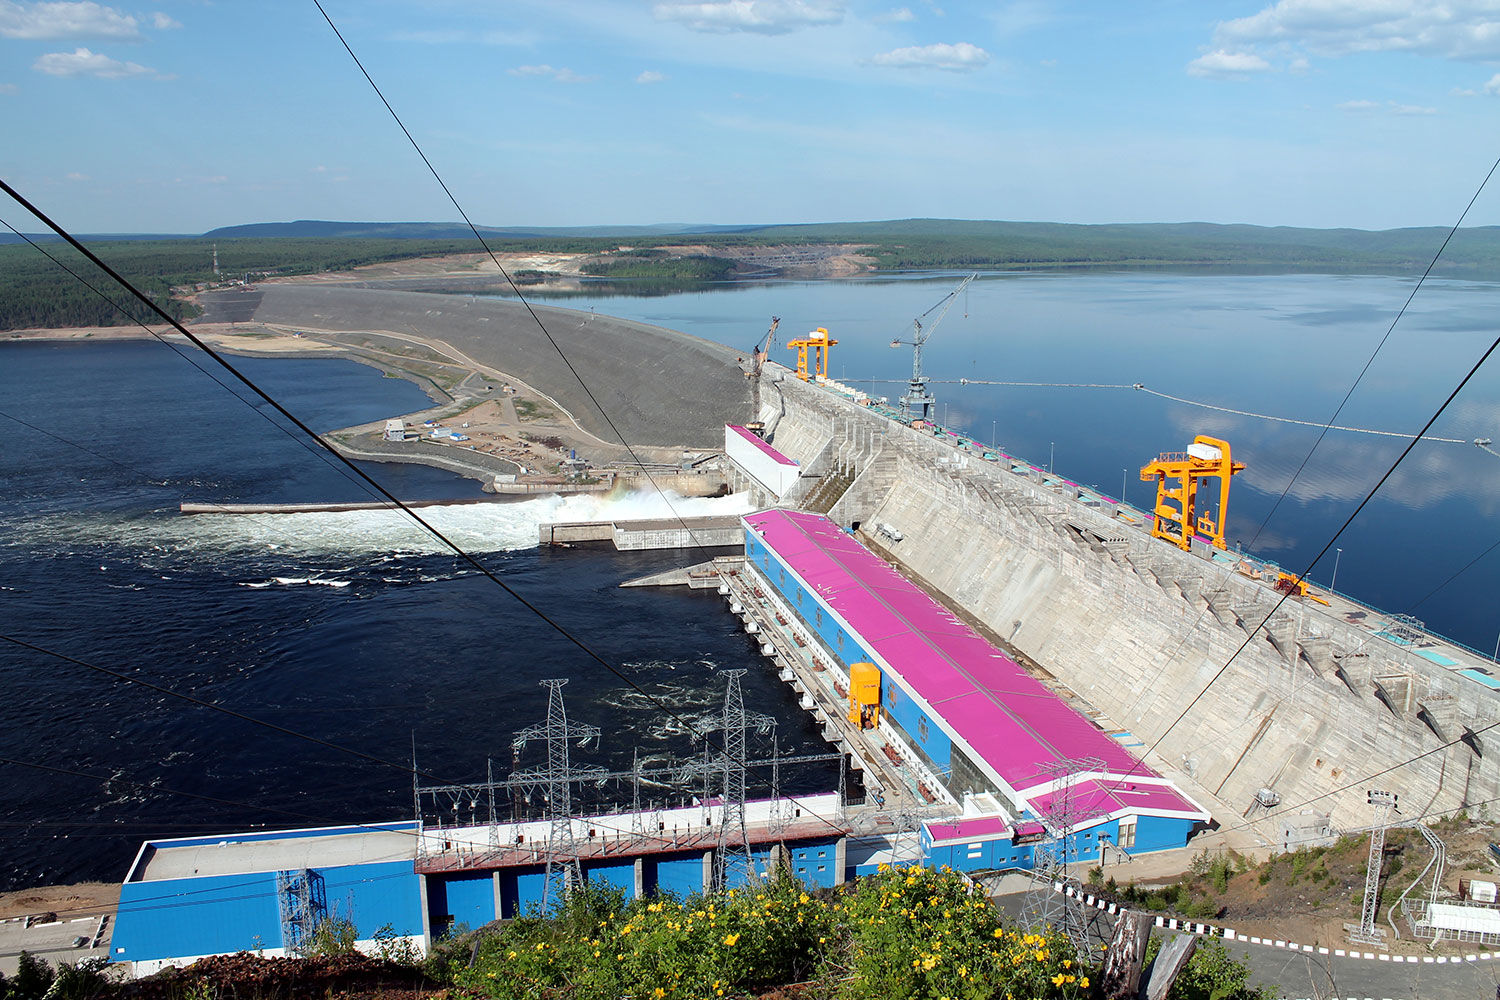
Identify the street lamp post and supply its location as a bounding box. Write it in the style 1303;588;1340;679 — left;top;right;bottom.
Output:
1331;547;1343;594
1049;441;1055;473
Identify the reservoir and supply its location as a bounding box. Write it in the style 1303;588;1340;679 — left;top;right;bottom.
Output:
3;270;1499;888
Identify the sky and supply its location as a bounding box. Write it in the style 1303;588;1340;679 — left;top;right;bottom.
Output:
3;0;1500;233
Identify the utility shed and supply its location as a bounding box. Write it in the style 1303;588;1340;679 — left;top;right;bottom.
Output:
110;822;425;977
742;509;1209;860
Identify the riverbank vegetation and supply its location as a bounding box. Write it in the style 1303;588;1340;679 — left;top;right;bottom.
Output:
11;218;1500;331
0;238;474;331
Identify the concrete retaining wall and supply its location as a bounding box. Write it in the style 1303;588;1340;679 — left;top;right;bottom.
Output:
758;368;1500;833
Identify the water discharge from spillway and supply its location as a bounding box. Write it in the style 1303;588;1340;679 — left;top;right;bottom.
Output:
5;489;755;562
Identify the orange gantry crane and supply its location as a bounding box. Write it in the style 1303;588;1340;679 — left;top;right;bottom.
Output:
786;327;837;382
1139;435;1244;551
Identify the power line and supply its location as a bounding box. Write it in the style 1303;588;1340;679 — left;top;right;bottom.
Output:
309;0;730;562
0;175;722;761
846;377;1470;443
0;218;388;505
1099;153;1500;805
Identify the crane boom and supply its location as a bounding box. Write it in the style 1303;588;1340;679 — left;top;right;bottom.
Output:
893;273;976;423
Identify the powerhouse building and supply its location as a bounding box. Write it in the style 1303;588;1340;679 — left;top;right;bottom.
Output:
741;507;1210;870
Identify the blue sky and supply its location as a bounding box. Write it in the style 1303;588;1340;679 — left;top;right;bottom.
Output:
3;0;1500;233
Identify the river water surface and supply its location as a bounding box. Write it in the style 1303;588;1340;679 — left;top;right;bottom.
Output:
4;270;1500;889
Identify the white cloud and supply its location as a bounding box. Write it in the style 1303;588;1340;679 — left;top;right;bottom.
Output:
869;40;989;71
635;69;666;83
1486;72;1500;94
653;0;844;35
1214;0;1500;62
0;1;138;39
1338;98;1436;115
32;46;159;77
390;28;532;45
0;82;16;94
1186;49;1271;77
875;6;914;22
65;171;87;180
507;64;592;83
150;11;179;30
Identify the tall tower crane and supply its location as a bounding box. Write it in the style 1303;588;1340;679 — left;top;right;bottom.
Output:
891;273;977;423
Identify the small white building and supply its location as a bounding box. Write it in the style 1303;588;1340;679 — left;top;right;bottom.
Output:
384;420;407;442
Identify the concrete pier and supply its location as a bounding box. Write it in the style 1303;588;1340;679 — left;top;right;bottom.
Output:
540;515;744;551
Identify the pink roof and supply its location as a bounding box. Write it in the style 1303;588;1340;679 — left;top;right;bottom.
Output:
926;816;1011;844
744;509;1206;821
727;425;798;467
1028;780;1206;821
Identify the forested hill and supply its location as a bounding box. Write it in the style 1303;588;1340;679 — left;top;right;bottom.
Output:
742;219;1500;272
7;219;1500;332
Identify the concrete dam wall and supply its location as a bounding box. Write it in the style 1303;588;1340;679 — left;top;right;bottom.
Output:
756;365;1498;834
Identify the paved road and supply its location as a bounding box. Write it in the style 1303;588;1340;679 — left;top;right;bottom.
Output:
985;881;1497;999
198;285;753;449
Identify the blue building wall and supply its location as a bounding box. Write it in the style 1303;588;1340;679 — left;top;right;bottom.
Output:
786;840;840;888
585;861;637;898
654;855;706;898
429;873;495;933
112;860;421;963
499;868;548;918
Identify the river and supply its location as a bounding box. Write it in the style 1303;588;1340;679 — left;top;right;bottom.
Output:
3;269;1498;888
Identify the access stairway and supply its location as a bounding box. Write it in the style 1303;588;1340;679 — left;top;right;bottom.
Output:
800;462;856;514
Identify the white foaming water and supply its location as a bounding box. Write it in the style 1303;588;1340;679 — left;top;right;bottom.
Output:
14;489;755;559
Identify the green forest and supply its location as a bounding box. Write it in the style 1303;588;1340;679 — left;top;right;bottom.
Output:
0;237;475;331
9;219;1500;331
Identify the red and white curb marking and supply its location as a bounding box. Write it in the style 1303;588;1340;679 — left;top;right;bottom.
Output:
1056;883;1498;964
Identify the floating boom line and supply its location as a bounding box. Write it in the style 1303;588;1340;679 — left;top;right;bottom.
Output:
846;377;1469;443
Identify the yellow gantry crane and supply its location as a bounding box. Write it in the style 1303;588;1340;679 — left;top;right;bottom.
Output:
786;327;837;382
1139;435;1244;551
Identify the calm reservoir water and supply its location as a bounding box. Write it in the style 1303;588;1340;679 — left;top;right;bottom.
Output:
4;270;1500;889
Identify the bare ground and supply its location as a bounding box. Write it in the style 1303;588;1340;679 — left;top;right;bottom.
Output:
0;881;117;919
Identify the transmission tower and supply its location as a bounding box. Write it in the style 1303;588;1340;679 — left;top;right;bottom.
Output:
1348;789;1397;947
510;679;604;909
674;670;775;890
1019;757;1105;958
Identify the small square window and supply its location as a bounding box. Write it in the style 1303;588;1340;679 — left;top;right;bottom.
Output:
918;717;929;742
817;865;826;872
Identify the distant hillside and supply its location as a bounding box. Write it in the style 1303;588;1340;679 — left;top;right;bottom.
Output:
743;219;1500;274
201;220;762;240
197;218;1500;275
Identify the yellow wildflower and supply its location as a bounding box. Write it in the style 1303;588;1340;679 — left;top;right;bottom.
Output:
723;933;740;946
1052;974;1066;987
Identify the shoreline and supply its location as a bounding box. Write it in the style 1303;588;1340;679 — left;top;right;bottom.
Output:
3;322;702;489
